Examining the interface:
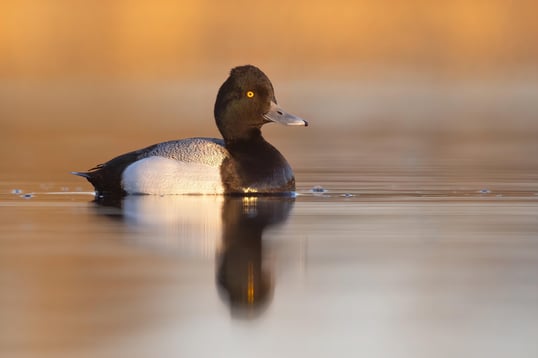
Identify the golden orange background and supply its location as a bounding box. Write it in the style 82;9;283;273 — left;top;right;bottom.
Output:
1;0;537;79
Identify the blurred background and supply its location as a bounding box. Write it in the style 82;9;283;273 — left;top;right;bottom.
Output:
1;0;537;183
2;3;538;357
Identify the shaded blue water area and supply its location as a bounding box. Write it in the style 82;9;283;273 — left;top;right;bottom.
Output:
1;175;537;358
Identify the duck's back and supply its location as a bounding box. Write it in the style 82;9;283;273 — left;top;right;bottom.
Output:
145;137;227;166
75;138;228;196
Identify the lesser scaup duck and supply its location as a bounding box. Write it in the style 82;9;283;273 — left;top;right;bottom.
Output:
73;65;308;196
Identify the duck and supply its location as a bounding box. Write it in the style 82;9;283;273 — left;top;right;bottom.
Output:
72;65;308;197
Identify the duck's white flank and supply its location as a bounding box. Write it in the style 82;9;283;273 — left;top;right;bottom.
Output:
122;156;225;195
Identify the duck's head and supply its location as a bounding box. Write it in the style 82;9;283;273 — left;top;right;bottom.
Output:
214;65;308;142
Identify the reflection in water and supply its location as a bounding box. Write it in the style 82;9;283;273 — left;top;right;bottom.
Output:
217;197;294;317
94;195;294;317
3;186;537;357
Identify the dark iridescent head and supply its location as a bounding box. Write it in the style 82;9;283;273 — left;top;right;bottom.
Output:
214;65;307;142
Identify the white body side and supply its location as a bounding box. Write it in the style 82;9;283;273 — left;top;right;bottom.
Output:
122;156;225;195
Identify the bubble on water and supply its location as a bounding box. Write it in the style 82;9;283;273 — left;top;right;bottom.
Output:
21;193;33;199
11;189;23;194
479;188;491;194
310;185;327;193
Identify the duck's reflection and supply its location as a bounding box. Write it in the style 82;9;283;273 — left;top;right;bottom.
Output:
217;196;294;317
94;194;294;317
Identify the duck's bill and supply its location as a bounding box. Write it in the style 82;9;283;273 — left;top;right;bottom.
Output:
263;101;308;127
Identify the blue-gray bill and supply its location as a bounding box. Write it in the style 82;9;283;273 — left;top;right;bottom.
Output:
263;101;308;126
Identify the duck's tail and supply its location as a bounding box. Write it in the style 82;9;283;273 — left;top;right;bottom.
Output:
71;171;92;179
71;163;125;197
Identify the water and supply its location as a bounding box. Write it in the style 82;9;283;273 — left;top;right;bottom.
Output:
1;80;538;357
1;168;537;358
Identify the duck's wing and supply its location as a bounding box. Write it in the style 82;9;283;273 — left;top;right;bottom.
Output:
146;137;227;166
72;137;227;197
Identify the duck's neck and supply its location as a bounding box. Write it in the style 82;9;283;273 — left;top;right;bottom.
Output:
224;128;264;149
225;132;280;168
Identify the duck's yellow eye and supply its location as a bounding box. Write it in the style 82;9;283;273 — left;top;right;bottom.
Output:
246;91;255;98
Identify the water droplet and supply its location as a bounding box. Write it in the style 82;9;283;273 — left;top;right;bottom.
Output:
341;193;354;198
479;188;491;194
11;189;23;194
21;193;33;199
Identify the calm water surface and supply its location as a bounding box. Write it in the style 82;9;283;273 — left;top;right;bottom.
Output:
1;165;537;357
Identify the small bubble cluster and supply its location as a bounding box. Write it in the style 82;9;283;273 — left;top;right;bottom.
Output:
310;185;327;193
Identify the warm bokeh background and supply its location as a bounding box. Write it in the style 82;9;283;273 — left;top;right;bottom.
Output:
1;0;537;182
2;0;537;78
2;4;538;356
